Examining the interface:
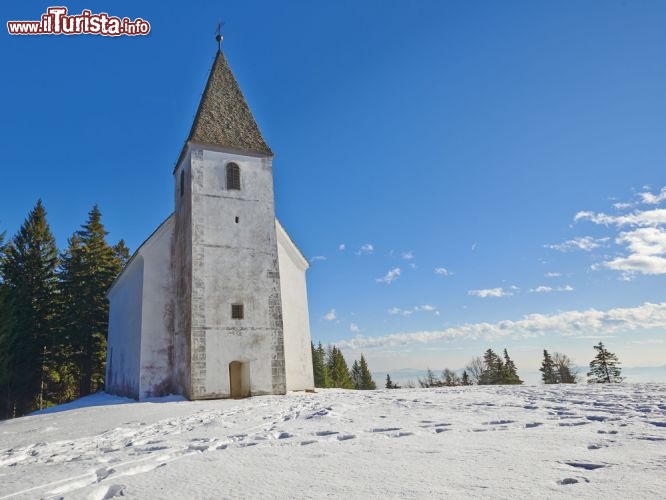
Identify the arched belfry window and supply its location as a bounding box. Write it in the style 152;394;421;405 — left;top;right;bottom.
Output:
226;162;241;190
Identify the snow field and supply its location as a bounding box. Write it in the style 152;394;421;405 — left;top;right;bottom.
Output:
0;384;665;499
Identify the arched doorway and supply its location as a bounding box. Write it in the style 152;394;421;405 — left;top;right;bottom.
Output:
229;361;250;398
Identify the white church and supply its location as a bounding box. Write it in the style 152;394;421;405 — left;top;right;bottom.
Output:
105;44;314;400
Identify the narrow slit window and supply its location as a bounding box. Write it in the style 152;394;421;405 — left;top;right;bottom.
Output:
231;304;244;320
226;162;241;190
180;169;185;197
235;216;239;224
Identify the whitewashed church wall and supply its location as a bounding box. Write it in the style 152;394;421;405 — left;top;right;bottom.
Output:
188;148;285;398
106;256;144;399
277;223;315;391
138;216;175;398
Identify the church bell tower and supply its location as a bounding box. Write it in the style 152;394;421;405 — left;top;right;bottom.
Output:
171;42;286;399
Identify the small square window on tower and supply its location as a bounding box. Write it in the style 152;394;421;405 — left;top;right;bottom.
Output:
231;303;244;320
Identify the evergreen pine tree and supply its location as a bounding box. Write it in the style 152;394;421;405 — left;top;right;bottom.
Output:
1;200;59;416
540;349;557;384
461;370;471;386
311;341;327;388
113;239;131;266
326;345;353;389
588;342;623;383
480;349;501;384
385;373;395;389
0;231;18;417
59;205;125;396
502;348;522;384
316;342;331;387
359;354;376;390
350;360;361;389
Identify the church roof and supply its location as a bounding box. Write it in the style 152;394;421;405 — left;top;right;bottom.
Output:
186;49;273;156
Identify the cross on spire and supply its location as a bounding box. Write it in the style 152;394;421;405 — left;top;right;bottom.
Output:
215;21;225;52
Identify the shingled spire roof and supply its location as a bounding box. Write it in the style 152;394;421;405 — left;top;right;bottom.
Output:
186;49;272;156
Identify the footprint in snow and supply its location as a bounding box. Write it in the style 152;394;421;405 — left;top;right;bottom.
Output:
564;461;606;470
95;466;115;482
100;483;126;499
315;430;338;437
558;421;589;427
635;435;666;442
525;422;542;428
336;434;355;441
187;443;209;452
557;477;589;485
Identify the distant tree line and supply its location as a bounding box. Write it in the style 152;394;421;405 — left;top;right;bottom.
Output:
383;343;624;388
311;342;376;390
0;201;128;418
382;347;523;389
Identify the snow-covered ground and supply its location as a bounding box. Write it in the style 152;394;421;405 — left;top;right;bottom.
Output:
1;385;665;499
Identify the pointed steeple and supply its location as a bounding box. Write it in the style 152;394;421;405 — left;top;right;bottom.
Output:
186;48;272;156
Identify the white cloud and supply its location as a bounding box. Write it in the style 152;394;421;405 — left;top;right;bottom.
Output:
356;243;374;255
338;302;666;349
434;267;449;276
338;244;346;251
545;272;561;278
323;309;337;321
401;251;414;260
613;202;633;210
471;243;477;251
604;254;666;276
376;267;401;284
529;285;574;293
616;227;666;256
468;287;513;298
310;255;326;263
576;202;666;276
639;186;666;205
350;323;360;333
408;263;417;269
545;236;608;252
388;304;439;317
574;208;666;227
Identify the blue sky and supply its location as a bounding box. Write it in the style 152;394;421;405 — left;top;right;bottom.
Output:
2;1;666;383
